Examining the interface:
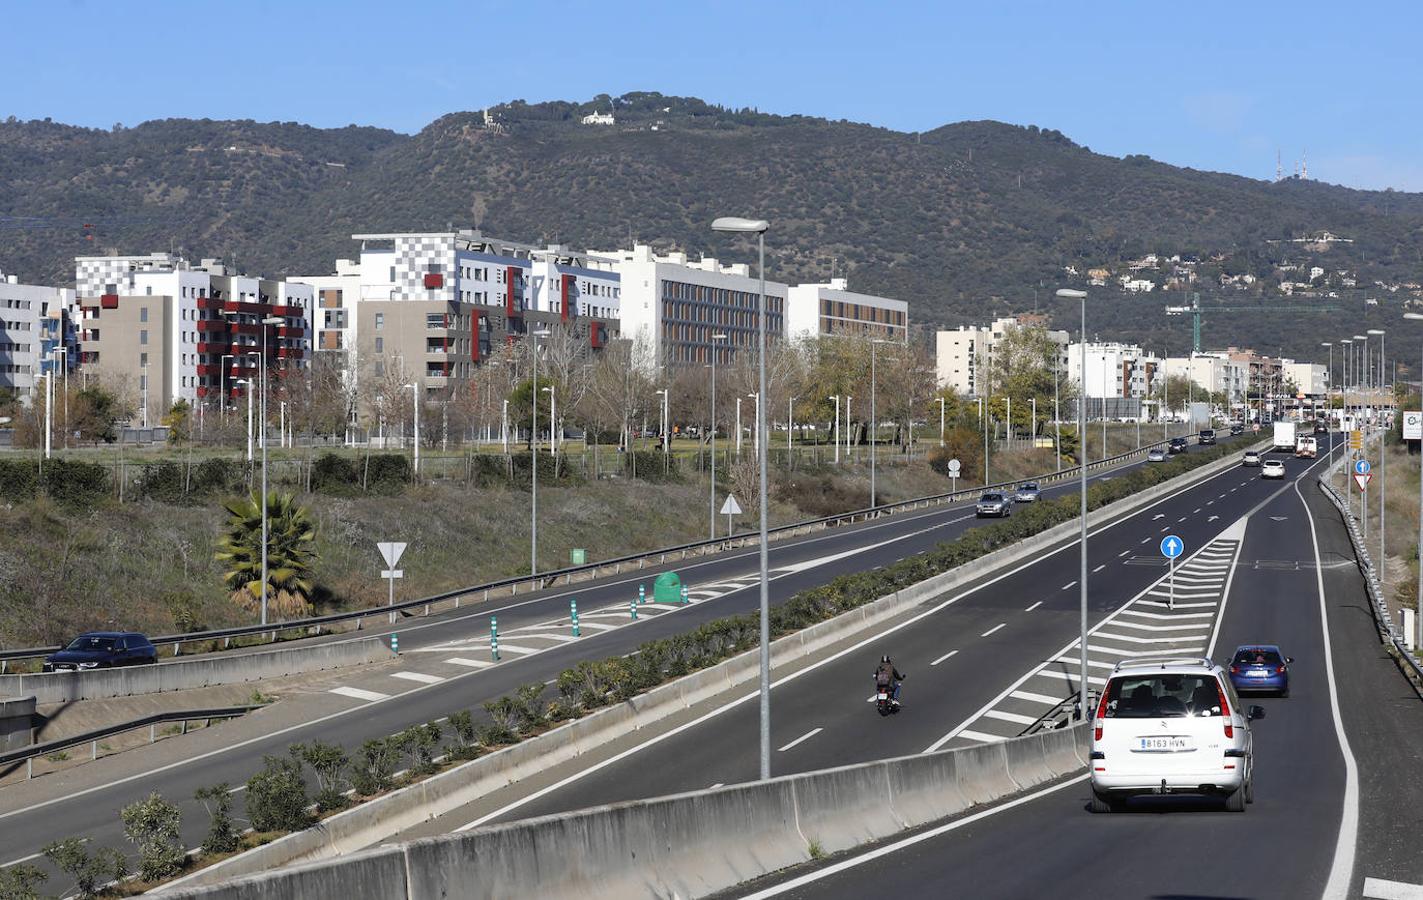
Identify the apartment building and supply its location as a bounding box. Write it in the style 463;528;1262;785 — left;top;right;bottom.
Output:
296;232;621;400
1283;360;1329;396
598;244;786;368
1067;342;1163;400
1163;353;1249;402
785;278;908;342
74;253;312;422
935;316;1069;397
0;269;75;401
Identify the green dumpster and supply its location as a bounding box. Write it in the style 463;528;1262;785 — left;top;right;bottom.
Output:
653;571;682;603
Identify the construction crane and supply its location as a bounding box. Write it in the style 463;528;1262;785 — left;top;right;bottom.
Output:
1164;292;1337;353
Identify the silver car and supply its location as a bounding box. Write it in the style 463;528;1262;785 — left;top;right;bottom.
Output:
976;492;1012;518
1242;450;1262;467
1014;482;1042;503
1147;448;1168;462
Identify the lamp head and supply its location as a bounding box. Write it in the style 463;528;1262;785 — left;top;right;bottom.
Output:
1056;289;1088;300
711;217;770;234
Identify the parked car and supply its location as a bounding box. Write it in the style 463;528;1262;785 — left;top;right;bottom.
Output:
1014;482;1042;503
1242;450;1262;467
975;492;1012;518
1168;437;1189;454
1147;448;1168;462
1228;645;1292;697
1199;429;1217;446
1089;657;1263;813
43;632;157;672
1261;459;1286;479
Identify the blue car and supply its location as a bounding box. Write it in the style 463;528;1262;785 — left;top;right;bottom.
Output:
1228;645;1292;697
43;631;157;672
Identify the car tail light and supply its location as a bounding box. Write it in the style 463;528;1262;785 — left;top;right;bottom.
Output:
1093;685;1112;741
1276;665;1286;674
1215;677;1233;739
1230;665;1239;675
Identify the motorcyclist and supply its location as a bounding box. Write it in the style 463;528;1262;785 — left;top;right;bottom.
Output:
874;655;906;706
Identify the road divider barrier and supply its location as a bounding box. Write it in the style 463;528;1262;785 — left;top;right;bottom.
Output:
0;638;394;705
157;439;1261;891
158;725;1089;899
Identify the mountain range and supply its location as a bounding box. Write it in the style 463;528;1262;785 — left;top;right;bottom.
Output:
3;91;1421;361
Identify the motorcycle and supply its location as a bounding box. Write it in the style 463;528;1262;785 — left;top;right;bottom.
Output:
876;683;901;716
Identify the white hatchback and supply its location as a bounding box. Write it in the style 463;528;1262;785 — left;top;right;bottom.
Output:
1089;657;1263;813
1261;459;1286;479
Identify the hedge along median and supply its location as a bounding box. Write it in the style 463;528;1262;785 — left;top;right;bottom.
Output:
155;437;1260;892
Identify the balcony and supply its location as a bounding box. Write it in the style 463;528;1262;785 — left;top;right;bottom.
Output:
196;320;230;333
272;304;305;317
222;300;274;315
196;298;223;311
276;325;305;337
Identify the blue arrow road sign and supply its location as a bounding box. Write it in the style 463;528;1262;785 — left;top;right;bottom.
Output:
1354;459;1371;475
1160;535;1184;559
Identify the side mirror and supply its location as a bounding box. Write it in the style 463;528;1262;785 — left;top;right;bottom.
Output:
1247;705;1266;721
1286;657;1294;664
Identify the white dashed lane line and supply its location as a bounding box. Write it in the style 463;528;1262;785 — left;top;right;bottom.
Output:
1092;564;1106;573
981;623;1007;637
1062;581;1077;590
1024;601;1043;612
390;671;443;684
931;649;959;666
777;727;823;752
330;686;390;702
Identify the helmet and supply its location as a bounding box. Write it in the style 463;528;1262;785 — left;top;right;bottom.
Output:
880;655;891;664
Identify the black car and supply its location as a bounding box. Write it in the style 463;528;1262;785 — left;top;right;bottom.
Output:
43;631;157;672
1229;423;1244;436
1314;421;1329;434
1168;437;1189;454
1198;429;1216;445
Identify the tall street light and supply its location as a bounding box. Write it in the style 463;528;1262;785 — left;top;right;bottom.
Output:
1402;313;1423;651
257;315;284;626
711;215;771;781
530;328;551;576
936;396;946;447
1057;288;1091;722
656;388;669;455
1341;339;1353;428
1320;342;1333;425
829;395;841;463
870;337;891;508
406;383;420;477
709;332;728;538
1369;328;1387;573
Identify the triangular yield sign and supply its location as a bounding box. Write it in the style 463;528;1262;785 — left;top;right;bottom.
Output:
377;541;407;568
1353;473;1372;491
720;495;743;516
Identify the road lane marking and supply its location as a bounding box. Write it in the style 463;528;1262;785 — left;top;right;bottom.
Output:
1140;538;1151;544
1092;564;1106;573
956;729;1007;743
1024;601;1043;612
1010;689;1063;705
444;657;492;668
390;671;443;684
777;727;823;752
983;709;1037;726
329;686;390;702
981;623;1006;637
1061;581;1076;590
931;650;959;666
1118;550;1130;557
1362;878;1423;899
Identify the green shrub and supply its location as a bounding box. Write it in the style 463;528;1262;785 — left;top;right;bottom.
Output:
350;737;400;796
192;457;243;494
364;454;412;492
121;792;186;882
623;449;679;482
0;862;48;899
42;838;128;900
291;741;350;813
310;453;359;493
194;783;240;855
40;458;109;505
245;755;310;832
137;461;188;503
0;459;39;500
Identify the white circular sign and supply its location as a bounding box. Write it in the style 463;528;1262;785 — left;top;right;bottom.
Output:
947;458;962;473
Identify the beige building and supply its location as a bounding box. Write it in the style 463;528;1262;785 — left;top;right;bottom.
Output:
77;293;174;425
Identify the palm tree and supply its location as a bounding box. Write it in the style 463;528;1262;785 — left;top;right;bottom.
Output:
214;492;318;619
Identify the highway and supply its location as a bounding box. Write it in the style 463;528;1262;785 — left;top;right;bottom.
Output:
395;434;1323;835
717;446;1423;900
0;435;1244;873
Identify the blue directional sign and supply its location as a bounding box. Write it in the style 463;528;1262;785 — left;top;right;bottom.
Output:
1160;534;1185;559
1354;459;1372;476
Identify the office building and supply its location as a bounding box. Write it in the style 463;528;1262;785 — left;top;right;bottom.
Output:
785;278;908;342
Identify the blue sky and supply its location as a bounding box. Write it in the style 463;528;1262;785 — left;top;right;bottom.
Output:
6;0;1422;191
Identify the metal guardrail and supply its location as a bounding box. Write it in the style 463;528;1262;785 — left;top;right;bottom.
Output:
1316;446;1423;687
0;704;263;779
0;433;1200;669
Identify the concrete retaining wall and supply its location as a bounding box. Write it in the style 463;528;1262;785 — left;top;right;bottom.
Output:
0;696;35;751
0;640;393;704
160;725;1087;899
158;443;1251;891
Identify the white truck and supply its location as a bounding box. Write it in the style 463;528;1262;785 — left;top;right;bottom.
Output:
1295;435;1317;458
1273;421;1297;451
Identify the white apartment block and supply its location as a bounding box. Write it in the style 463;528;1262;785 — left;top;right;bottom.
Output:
0;270;75;401
74;253;313;421
1283;361;1329;396
597;244;786;368
785;278;908;342
1067;342;1162;400
936;316;1069;397
1163;353;1249;402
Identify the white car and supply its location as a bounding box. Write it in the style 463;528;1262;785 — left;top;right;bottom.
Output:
1261;459;1286;479
1089;657;1263;813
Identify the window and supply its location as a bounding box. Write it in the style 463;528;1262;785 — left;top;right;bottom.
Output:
140;307;148;323
374;361;385;376
375;337;384;353
1101;674;1223;719
140;352;148;366
139;329;148;345
375;313;384;330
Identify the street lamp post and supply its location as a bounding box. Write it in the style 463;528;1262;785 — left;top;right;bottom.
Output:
406;383;420;478
530;328;551;576
709;333;727;539
1341;339;1353;430
1030;397;1036;450
736;397;743;453
830;395;841;463
257;315;283;626
1057;288;1091;722
712;215;771;782
1402;313;1423;651
547;385;558;457
1054;353;1061;470
1369;328;1387;568
937;396;946;447
845;396;853;462
870;338;890;508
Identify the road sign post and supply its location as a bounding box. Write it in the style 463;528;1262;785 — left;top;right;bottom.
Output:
376;541;407;625
720;494;742;538
948;457;961;494
1160;534;1184;611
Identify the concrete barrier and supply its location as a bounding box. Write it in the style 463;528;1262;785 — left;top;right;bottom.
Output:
158;724;1088;899
0;639;393;704
158;445;1253;890
0;696;35;751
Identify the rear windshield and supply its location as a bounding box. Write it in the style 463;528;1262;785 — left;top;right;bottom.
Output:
1102;673;1223;719
1020;483;1038;490
66;636;116;651
1233;649;1284;666
1201;430;1214;436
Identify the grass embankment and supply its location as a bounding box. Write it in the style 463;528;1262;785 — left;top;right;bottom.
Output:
1329;440;1421;624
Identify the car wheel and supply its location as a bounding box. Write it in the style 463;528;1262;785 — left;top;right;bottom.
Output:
1280;686;1290;699
1224;784;1247;812
1245;776;1255;805
1089;791;1117;814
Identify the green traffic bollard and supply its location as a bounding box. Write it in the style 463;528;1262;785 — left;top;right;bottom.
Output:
680;585;689;605
391;634;399;654
630;599;638;620
571;599;580;637
491;616;500;661
638;584;646;605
